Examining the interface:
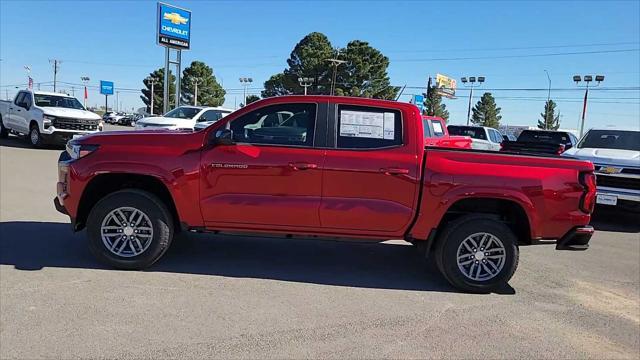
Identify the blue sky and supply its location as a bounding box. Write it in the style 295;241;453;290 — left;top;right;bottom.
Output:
1;0;639;130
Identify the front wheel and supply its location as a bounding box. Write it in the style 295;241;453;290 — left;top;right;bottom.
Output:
86;189;174;269
29;125;43;148
434;215;519;293
0;116;8;138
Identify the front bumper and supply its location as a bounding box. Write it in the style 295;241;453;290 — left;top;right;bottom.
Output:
597;186;640;203
54;196;67;215
555;226;594;251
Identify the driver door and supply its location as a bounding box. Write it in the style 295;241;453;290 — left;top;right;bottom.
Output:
199;102;327;230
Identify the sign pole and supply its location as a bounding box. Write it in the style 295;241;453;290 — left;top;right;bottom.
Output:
175;49;182;108
105;95;108;112
163;47;170;114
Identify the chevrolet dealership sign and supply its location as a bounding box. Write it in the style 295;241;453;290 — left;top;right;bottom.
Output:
157;2;191;49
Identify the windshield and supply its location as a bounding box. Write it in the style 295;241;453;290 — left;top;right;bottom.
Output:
163;107;201;119
578;130;640;151
34;94;85;110
518;130;568;144
448;126;487;140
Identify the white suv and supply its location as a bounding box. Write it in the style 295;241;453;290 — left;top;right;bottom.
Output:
447;125;503;151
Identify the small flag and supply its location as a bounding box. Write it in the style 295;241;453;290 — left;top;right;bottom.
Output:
84;86;88;100
28;77;33;89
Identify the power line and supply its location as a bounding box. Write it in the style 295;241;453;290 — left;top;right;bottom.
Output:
385;41;640;54
393;48;640;62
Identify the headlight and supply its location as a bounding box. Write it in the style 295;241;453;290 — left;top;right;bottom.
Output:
66;141;99;160
43;115;56;121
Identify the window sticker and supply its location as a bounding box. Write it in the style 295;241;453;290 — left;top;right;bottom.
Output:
432;121;444;135
383;112;395;140
340;110;385;139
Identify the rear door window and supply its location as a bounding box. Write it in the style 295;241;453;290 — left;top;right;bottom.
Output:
431;120;445;137
336;105;402;149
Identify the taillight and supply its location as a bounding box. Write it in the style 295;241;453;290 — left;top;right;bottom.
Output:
579;172;597;213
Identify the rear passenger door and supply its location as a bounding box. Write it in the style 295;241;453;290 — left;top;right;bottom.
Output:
320;103;421;235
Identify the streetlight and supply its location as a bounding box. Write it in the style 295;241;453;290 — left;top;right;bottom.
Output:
146;77;156;115
192;78;200;106
239;77;253;107
573;74;605;137
460;76;485;125
80;76;90;108
298;77;314;95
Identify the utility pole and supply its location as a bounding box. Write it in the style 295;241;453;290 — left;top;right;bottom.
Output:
326;58;346;96
460;76;485;125
543;70;552;130
298;77;314;95
71;86;75;97
239;77;253;106
49;59;61;92
573;75;604;137
116;91;120;112
146;77;156;115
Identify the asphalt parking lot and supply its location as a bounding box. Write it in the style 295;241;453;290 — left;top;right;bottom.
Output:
1;126;639;359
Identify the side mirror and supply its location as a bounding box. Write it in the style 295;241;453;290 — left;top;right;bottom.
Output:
210;129;234;146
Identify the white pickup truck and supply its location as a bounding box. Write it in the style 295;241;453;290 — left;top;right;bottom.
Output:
447;125;504;151
135;105;233;131
0;90;103;147
563;128;640;212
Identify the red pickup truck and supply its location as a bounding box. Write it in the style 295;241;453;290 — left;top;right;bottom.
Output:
55;96;596;293
422;116;472;149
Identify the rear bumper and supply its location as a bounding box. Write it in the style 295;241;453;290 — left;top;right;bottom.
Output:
555;226;594;251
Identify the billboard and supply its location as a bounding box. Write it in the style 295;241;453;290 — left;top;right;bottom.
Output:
157;2;191;49
100;81;114;95
435;74;456;98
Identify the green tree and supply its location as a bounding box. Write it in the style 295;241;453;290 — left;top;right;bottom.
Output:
141;68;175;115
471;92;502;128
181;61;225;106
262;32;397;99
245;94;260;105
423;88;450;121
335;40;398;99
262;73;293;98
538;99;561;130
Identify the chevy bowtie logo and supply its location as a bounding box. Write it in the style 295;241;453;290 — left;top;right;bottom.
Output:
164;12;188;25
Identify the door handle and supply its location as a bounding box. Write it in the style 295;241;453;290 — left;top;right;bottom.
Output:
289;162;318;170
9;107;13;110
380;167;409;175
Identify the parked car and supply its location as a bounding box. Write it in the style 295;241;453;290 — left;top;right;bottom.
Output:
136;106;233;131
55;96;596;293
563;128;640;212
422;116;472;149
0;89;103;147
502;134;517;142
102;112;115;122
447;125;503;151
501;130;579;155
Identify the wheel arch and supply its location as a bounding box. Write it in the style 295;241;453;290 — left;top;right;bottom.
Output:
75;173;180;232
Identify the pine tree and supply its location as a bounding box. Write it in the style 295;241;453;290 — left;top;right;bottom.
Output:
423;88;450;121
181;61;225;107
140;68;175;115
471;92;502;128
538;100;561;130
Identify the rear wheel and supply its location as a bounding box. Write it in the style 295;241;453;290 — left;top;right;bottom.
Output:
0;116;8;138
86;189;174;269
434;215;519;293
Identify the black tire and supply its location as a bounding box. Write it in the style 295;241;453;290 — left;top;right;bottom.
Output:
434;215;519;293
0;116;8;138
28;124;43;148
86;189;174;270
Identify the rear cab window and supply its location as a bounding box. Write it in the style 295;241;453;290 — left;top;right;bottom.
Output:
336;104;402;149
431;120;446;137
448;126;487;140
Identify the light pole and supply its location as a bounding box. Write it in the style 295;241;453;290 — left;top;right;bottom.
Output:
24;65;31;89
573;74;604;137
81;76;90;108
146;77;156;115
116;91;120;112
543;70;552;129
239;77;253;107
298;77;314;95
326;58;346;96
460;76;485;125
192;78;200;106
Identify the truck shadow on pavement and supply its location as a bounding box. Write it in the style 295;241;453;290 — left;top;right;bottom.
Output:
0;221;515;294
591;206;640;233
0;135;65;150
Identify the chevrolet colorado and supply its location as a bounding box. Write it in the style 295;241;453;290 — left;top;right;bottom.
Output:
55;96;596;293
